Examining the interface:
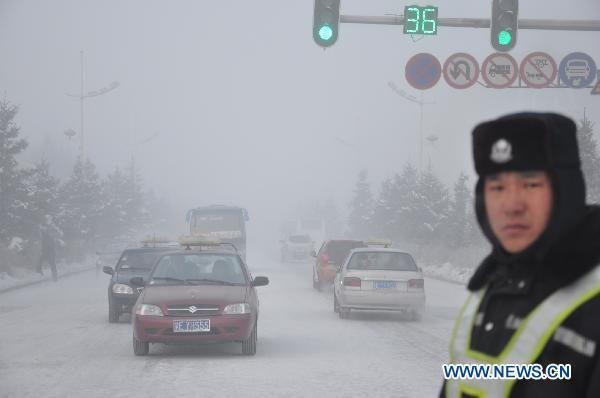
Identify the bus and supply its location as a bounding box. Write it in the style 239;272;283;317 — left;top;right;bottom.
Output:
185;205;250;261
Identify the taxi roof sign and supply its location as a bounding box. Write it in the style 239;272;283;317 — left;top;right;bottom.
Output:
365;239;393;248
178;235;222;248
140;235;175;247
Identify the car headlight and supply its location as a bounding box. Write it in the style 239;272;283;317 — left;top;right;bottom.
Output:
135;304;164;316
112;283;134;295
223;303;251;315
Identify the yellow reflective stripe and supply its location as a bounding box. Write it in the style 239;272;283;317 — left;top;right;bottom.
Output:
466;277;600;364
528;283;600;362
500;283;600;396
450;293;474;364
459;383;487;398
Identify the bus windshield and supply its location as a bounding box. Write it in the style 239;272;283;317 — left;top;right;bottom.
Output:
193;212;242;234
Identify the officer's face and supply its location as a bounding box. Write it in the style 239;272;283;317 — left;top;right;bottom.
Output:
484;171;553;254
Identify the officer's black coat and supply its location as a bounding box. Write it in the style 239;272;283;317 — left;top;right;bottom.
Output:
440;205;600;397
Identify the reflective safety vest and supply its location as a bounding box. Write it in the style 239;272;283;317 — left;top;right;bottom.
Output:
445;265;600;398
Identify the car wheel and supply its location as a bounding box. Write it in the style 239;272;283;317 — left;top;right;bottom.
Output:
411;310;422;322
242;322;257;356
333;293;339;313
312;270;319;290
339;308;350;319
133;334;149;356
108;301;119;323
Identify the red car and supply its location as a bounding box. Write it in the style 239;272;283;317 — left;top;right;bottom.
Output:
312;240;367;290
131;249;268;356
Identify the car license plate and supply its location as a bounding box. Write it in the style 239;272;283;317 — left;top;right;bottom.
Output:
173;319;210;333
374;281;396;289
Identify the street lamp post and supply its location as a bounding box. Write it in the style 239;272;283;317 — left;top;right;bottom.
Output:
387;81;435;171
66;50;119;159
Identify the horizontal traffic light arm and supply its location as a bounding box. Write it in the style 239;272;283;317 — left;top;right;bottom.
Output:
340;15;600;31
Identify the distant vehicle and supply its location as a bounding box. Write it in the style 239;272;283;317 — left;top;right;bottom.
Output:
102;242;176;323
333;248;425;320
565;59;591;80
186;205;249;261
297;218;326;249
280;234;314;262
281;218;326;250
312;239;367;291
131;236;269;356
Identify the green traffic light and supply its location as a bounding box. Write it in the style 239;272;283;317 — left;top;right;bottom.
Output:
498;30;512;46
318;24;334;41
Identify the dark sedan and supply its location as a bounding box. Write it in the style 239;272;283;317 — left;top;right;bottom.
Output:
131;250;268;356
103;247;174;323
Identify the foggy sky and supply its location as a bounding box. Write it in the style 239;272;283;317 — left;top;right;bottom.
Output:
1;0;599;236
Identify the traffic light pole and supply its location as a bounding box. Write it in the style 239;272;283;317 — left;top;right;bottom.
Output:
340;15;600;31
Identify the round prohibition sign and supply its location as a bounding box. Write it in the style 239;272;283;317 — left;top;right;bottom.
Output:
443;53;480;89
481;53;518;89
520;52;557;88
405;53;442;90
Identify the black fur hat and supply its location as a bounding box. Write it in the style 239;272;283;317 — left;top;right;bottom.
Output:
473;112;581;176
472;112;586;258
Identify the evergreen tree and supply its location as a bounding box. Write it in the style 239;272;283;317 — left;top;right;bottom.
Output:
347;169;374;238
371;177;394;238
58;157;104;242
415;164;449;244
577;112;600;204
445;172;470;247
99;166;129;237
122;158;149;233
24;160;62;240
0;100;30;243
390;163;420;242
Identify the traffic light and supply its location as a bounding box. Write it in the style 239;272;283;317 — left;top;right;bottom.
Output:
491;0;518;52
313;0;340;48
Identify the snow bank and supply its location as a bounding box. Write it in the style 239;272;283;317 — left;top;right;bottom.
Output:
0;255;96;293
422;262;474;285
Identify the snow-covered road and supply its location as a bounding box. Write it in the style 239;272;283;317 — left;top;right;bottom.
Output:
0;249;467;398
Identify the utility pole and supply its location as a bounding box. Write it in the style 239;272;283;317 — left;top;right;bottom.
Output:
388;81;435;172
66;50;120;159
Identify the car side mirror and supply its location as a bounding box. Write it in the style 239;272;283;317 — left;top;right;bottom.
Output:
130;277;145;287
418;266;423;273
102;266;114;276
310;250;317;258
252;276;269;287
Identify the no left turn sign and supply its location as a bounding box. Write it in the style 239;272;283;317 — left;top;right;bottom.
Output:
520;52;557;88
481;53;519;89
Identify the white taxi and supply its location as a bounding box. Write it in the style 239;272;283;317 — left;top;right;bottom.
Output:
333;248;425;320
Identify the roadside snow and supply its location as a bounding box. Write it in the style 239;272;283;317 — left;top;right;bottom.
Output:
422;262;473;285
0;255;96;292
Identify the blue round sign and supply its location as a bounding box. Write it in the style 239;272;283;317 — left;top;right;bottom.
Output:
559;52;597;88
405;53;441;90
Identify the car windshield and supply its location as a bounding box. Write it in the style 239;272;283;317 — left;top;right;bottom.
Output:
149;254;247;286
117;251;166;270
289;235;310;243
326;241;367;264
347;252;418;271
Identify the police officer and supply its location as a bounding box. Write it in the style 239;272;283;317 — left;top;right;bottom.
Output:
441;112;600;397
